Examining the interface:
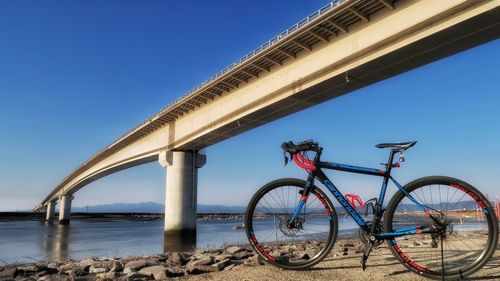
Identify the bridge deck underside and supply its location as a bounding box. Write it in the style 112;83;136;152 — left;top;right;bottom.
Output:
183;7;499;150
35;0;500;210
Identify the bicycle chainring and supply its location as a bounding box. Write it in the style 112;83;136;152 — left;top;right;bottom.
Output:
359;222;384;246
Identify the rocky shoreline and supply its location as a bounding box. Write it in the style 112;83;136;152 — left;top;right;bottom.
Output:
0;244;263;281
1;232;492;281
0;238;371;281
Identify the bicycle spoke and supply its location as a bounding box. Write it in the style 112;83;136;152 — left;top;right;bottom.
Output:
247;181;336;268
387;180;495;279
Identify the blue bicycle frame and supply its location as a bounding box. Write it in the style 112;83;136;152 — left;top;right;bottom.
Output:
290;149;433;239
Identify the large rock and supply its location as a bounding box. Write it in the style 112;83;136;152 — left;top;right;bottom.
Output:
211;258;232;270
214;253;234;262
232;251;250;260
166;252;187;266
17;264;43;273
165;267;185;277
139;265;168;280
122;267;135;275
71;275;97;281
124;260;147;271
0;267;17;278
79;258;96;268
58;263;87;276
119;272;154;281
185;264;218;275
38;274;73;281
89;267;108;274
96;271;119;280
110;262;124;273
93;261;115;270
245;254;265;266
225;246;243;254
188;255;213;267
47;262;62;269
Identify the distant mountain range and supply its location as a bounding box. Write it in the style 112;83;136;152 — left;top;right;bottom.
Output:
72;202;246;213
64;199;485;214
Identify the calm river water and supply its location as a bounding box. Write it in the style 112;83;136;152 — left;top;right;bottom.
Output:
0;217;360;264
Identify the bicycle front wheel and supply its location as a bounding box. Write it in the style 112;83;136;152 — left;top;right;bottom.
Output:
385;176;498;280
245;178;337;270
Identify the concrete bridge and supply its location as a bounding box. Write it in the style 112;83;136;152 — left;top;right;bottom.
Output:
34;0;499;250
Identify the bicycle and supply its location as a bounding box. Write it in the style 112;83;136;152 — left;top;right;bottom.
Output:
245;140;498;280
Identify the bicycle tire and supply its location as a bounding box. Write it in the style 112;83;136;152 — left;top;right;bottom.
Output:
384;176;498;280
245;178;338;270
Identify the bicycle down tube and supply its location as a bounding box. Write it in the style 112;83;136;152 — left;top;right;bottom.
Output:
290;157;431;239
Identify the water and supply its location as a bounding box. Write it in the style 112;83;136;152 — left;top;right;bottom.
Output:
1;216;487;264
0;216;360;264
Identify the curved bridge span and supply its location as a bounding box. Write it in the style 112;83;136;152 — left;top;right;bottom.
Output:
35;0;499;250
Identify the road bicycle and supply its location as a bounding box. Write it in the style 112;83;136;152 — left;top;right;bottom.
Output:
245;140;498;280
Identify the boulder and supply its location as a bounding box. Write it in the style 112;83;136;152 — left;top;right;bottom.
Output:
0;267;17;278
232;251;249;260
185;264;218;275
74;275;98;281
124;260;147;271
57;264;87;276
139;265;168;280
17;265;41;273
109;262;123;273
79;258;96;268
188;255;213;267
211;258;232;270
96;271;119;280
47;262;62;270
214;253;234;262
122;267;135;275
225;246;243;254
37;274;73;281
89;267;107;274
119;272;154;281
166;252;187;266
165;267;185;277
91;261;114;271
245;254;265;266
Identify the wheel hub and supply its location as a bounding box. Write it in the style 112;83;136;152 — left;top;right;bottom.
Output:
280;216;303;237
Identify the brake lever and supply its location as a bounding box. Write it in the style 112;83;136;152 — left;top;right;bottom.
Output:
283;150;289;166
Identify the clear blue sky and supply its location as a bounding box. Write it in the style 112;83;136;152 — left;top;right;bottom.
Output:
0;1;499;211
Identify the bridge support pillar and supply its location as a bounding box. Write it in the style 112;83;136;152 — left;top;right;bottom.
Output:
46;201;56;221
160;150;206;252
58;195;73;225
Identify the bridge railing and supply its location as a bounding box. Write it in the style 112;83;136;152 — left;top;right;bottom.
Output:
145;0;347;124
40;0;349;205
173;0;345;103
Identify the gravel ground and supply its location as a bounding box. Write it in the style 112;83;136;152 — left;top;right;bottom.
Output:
175;244;500;281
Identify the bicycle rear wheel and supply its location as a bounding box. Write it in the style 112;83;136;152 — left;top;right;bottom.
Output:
245;178;337;270
385;176;498;280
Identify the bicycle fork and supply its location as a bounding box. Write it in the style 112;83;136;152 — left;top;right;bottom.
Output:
289;172;316;227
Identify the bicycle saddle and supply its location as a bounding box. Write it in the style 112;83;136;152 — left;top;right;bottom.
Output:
375;141;417;151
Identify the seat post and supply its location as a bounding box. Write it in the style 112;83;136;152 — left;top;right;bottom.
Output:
385;150;397;175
